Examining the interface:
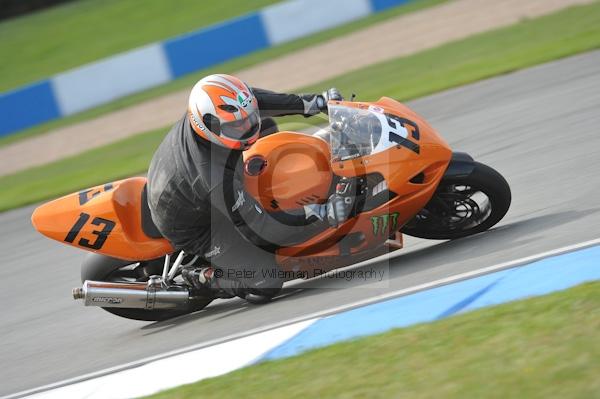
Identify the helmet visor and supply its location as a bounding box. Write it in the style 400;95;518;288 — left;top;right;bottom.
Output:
221;113;261;140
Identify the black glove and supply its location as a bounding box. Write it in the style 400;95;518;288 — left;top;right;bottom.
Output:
301;88;343;116
326;193;353;228
304;177;355;227
323;87;343;103
303;195;352;228
319;88;344;114
327;177;355;227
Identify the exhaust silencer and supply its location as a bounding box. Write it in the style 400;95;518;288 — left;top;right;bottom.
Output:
73;278;190;310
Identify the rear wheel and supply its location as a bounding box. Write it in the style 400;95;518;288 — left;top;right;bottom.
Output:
402;162;511;240
81;253;212;321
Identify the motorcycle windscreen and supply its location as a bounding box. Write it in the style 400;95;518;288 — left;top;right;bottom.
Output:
327;103;414;162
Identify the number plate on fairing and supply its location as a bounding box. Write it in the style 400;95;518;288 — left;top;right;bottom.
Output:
31;177;172;260
328;104;421;161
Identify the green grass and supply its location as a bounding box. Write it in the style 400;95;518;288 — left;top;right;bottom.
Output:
0;0;448;147
2;1;600;212
0;127;164;212
260;1;600;134
0;0;280;93
299;1;600;101
147;281;600;398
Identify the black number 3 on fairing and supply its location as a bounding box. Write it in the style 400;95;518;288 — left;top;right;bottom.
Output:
64;212;116;250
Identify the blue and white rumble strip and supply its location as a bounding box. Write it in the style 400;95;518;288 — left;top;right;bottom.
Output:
9;239;599;399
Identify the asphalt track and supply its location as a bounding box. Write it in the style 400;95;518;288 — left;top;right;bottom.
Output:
2;50;600;396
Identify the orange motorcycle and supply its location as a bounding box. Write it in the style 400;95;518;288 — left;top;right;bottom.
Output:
32;97;511;321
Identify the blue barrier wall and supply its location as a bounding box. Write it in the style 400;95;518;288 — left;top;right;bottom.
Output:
165;13;270;78
0;0;413;137
0;81;60;136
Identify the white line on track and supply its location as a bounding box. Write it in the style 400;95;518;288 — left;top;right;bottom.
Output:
5;237;600;399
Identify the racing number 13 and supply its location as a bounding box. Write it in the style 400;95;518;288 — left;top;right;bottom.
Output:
64;212;116;250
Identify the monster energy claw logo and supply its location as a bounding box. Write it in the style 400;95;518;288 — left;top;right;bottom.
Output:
371;212;399;236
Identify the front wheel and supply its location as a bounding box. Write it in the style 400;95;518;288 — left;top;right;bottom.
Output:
402;162;511;240
81;253;212;321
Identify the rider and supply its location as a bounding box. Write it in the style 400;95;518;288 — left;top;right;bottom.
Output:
146;74;352;303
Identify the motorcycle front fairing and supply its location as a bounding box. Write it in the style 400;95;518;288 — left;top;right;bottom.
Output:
274;98;453;272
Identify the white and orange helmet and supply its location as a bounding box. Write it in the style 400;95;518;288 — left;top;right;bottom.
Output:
188;74;261;150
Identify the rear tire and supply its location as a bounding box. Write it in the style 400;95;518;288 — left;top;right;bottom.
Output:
402;162;511;240
81;253;212;322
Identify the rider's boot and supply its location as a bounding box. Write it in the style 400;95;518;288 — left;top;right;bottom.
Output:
244;292;273;304
181;267;233;299
182;267;274;304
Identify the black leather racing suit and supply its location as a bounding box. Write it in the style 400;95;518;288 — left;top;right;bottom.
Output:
146;88;326;298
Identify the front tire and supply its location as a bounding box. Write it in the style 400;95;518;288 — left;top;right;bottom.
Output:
81;253;211;321
402;162;511;240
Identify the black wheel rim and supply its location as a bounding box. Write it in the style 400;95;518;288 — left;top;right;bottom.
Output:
410;184;493;233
